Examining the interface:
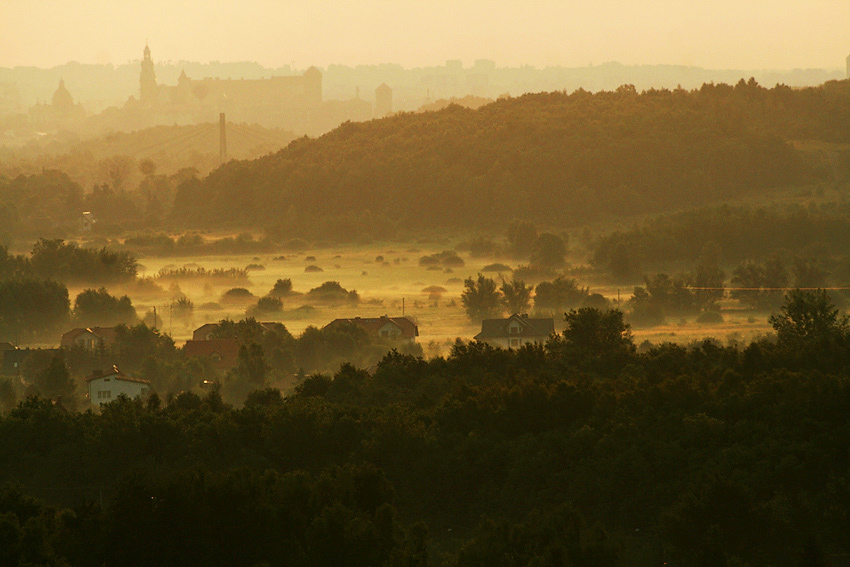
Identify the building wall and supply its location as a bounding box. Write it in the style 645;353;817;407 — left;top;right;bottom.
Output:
73;333;101;351
88;376;149;405
479;335;549;349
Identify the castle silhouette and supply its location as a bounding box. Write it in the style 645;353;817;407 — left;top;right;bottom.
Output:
133;44;382;135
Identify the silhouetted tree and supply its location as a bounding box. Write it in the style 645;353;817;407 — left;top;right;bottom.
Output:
73;288;138;327
461;274;502;322
500;278;532;314
769;288;849;346
530;233;567;268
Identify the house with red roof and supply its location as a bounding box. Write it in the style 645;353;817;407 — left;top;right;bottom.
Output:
183;339;241;370
61;327;117;351
324;316;419;342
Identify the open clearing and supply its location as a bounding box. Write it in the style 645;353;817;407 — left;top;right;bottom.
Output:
111;240;774;354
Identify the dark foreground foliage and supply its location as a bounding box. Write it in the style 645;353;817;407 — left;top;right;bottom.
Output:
2;297;850;566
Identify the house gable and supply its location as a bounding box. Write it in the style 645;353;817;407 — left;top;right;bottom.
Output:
325;316;419;341
474;314;555;349
86;366;151;405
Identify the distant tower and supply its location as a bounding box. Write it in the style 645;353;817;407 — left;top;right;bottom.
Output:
303;66;322;106
52;79;73;110
140;43;158;105
375;83;392;118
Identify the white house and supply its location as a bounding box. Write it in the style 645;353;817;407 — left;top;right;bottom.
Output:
86;366;150;405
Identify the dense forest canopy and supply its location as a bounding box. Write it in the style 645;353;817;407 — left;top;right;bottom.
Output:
2;295;850;565
171;79;850;235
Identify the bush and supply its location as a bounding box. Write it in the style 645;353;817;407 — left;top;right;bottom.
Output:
221;288;256;305
307;282;359;303
696;310;724;324
419;250;464;268
268;278;295;297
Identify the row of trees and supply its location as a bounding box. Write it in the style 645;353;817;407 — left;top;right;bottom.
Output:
592;203;850;281
1;290;849;565
0;281;138;343
0;239;137;284
460;274;609;322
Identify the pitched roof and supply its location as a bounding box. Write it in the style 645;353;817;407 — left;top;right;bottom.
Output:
192;323;220;340
85;365;150;385
325;316;419;339
192;322;280;341
474;314;555;340
183;339;241;370
60;327;117;347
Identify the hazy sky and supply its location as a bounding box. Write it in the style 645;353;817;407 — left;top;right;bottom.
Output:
2;0;848;70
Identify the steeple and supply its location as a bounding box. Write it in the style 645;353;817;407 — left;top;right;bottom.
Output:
140;43;158;105
52;79;73;109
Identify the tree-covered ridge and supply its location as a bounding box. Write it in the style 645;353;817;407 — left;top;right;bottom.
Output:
172;79;850;233
3;294;850;565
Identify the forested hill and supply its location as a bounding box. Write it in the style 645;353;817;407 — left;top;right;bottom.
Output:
172;79;850;234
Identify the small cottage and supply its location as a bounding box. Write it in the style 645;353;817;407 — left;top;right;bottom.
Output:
183;339;241;370
61;327;116;351
86;366;150;405
324;316;419;342
474;313;555;349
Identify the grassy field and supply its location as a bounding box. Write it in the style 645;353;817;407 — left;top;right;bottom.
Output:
85;237;775;356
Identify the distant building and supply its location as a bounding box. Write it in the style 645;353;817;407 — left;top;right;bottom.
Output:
140;43;158;105
135;44;325;131
80;211;95;232
474;313;554;349
324;316;419;342
86;366;150;405
2;348;60;377
183;339;241;370
375;83;393;118
28;79;86;127
847;54;850;79
192;321;279;341
61;327;117;351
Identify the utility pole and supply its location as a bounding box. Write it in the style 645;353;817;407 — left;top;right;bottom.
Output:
219;112;227;164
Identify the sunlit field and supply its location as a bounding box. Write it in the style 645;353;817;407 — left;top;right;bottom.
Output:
91;239;776;354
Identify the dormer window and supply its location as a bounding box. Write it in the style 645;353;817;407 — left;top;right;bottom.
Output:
508;323;521;334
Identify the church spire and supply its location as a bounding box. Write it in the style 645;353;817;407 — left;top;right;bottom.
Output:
140;42;157;105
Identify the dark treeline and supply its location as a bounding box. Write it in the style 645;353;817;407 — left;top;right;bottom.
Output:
0;240;137;341
169;79;850;238
2;292;850;565
593;203;850;279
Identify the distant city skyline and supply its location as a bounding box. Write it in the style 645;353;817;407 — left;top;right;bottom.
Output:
2;0;848;71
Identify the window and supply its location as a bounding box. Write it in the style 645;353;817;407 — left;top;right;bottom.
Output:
509;338;520;348
141;388;149;396
97;390;112;400
509;324;520;335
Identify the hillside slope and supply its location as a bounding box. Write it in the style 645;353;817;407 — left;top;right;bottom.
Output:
172;79;850;235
